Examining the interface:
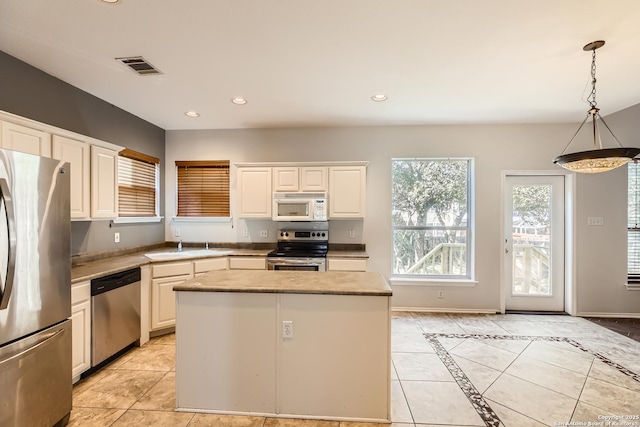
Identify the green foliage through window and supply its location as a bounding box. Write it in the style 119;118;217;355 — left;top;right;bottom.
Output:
392;159;472;278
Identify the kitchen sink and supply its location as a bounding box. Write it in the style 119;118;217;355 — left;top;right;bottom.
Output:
144;249;232;261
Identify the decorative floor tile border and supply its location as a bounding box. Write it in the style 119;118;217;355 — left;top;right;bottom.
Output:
424;333;640;427
424;335;504;427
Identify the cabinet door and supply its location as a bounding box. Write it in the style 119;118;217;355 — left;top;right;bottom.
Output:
90;145;118;219
52;135;90;219
228;257;266;270
237;167;272;218
151;274;191;330
0;121;52;157
273;167;299;191
300;167;328;192
71;281;91;380
194;257;228;275
327;258;368;272
328;166;366;218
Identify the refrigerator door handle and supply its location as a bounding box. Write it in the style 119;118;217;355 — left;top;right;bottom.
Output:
0;329;64;367
0;177;17;310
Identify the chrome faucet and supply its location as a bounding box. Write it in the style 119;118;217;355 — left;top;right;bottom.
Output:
177;239;182;252
205;241;209;250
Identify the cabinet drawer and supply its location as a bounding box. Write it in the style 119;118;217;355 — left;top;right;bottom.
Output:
327;258;368;272
194;257;228;273
229;257;266;270
153;261;193;278
71;281;90;304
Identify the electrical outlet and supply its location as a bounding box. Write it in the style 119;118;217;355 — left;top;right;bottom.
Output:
437;290;444;299
243;227;249;238
349;229;355;238
114;232;120;243
282;321;293;338
587;216;604;226
260;229;268;238
175;228;181;237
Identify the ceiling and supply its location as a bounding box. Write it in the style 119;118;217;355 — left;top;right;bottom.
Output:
1;0;640;131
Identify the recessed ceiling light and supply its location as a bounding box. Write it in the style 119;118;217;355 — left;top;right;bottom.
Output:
100;0;120;3
184;111;200;118
231;97;248;105
371;94;388;102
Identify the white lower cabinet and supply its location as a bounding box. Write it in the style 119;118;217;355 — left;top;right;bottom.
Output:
327;258;368;272
71;281;91;382
151;261;193;331
229;257;266;270
194;257;228;276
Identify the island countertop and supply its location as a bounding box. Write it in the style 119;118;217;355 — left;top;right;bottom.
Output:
173;270;392;296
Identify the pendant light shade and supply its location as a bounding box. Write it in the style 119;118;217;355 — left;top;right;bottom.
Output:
553;40;640;173
554;148;640;173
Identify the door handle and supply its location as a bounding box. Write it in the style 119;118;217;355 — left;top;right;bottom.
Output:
0;178;17;310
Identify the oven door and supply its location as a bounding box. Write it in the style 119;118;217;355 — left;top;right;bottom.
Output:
267;257;326;272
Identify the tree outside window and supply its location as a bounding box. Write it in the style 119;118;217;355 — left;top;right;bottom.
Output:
391;159;472;278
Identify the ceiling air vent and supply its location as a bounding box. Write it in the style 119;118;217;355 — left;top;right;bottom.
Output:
116;56;162;75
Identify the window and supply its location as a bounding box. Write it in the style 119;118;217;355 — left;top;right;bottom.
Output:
118;149;159;217
628;160;640;283
176;160;230;217
391;158;472;279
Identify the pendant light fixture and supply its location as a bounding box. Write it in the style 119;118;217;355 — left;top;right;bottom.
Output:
553;40;640;173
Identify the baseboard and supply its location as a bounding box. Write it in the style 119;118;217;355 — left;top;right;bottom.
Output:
391;307;499;314
577;312;640;319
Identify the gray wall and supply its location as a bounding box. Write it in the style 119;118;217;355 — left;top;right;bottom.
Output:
166;119;640;315
0;50;166;255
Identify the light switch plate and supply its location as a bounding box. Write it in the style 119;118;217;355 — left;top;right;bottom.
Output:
587;217;604;226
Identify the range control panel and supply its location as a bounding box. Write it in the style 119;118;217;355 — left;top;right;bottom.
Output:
278;230;328;241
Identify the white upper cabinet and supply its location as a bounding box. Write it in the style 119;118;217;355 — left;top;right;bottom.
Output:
300;167;328;192
237;167;272;218
52;135;90;220
273;167;299;191
0;121;52;157
90;145;118;219
329;165;366;219
273;166;328;192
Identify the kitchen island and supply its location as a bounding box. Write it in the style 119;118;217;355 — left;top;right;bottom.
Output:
173;270;392;423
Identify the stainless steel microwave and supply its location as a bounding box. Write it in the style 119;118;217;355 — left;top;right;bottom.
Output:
272;192;327;221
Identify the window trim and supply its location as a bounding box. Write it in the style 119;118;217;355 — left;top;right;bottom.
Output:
390;157;474;281
117;148;160;218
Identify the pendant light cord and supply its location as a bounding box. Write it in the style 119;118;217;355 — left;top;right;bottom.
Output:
558;44;624;155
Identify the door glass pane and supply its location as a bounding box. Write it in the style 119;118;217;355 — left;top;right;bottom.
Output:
511;185;551;296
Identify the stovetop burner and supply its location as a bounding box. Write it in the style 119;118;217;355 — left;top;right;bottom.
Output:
268;229;329;258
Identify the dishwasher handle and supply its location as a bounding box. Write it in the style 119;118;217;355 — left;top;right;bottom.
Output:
91;267;141;296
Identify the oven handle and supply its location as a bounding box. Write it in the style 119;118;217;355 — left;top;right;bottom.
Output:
268;258;325;265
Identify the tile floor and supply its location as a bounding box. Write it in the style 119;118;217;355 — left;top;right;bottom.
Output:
70;313;640;427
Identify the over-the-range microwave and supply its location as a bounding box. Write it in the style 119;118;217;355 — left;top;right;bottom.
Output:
272;192;327;221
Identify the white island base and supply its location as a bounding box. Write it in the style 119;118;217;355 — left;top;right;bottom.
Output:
174;270;392;423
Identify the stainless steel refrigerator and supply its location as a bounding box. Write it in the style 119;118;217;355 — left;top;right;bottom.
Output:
0;149;71;427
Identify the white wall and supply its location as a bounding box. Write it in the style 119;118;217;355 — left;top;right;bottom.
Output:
165;119;640;316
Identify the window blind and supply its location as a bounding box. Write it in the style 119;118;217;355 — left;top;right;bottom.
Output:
629;160;640;282
176;160;230;217
118;149;159;217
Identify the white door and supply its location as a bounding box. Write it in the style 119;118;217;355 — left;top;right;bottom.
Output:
504;175;565;312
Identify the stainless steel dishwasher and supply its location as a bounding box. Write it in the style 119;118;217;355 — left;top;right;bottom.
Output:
91;267;141;367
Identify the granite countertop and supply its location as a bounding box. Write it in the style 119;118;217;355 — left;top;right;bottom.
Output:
71;247;272;284
173;270;391;296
